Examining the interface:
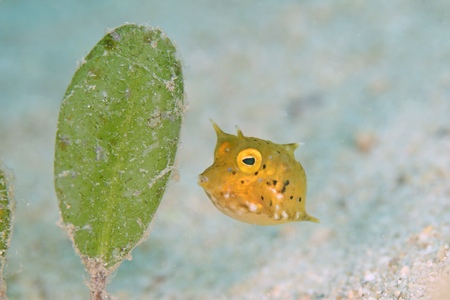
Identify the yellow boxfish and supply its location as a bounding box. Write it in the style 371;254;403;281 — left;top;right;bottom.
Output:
198;121;319;225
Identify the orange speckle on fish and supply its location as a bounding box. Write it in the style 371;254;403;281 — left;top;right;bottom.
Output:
198;121;319;225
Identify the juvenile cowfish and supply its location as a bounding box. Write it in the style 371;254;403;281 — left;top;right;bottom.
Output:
198;121;319;225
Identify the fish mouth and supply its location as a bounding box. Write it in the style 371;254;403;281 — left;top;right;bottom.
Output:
197;174;209;187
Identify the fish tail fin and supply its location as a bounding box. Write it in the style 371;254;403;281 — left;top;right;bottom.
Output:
305;213;320;223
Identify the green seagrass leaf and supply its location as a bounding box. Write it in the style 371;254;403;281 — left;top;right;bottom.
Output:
0;164;14;297
54;24;184;269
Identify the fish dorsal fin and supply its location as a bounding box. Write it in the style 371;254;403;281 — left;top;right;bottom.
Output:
283;142;299;154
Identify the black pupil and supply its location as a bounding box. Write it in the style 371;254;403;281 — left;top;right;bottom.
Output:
242;157;255;165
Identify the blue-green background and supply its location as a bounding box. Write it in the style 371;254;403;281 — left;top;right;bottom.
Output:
1;1;450;299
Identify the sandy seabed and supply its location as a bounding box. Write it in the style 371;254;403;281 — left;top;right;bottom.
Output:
1;1;450;299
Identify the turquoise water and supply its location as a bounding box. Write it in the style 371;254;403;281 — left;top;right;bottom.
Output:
1;1;450;299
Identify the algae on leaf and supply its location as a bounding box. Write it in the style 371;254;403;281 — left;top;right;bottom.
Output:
0;165;14;299
54;23;184;286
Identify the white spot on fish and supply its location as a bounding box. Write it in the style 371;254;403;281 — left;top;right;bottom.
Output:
247;202;258;212
235;207;246;215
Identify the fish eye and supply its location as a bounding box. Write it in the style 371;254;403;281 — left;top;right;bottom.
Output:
237;148;262;173
242;157;255;165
